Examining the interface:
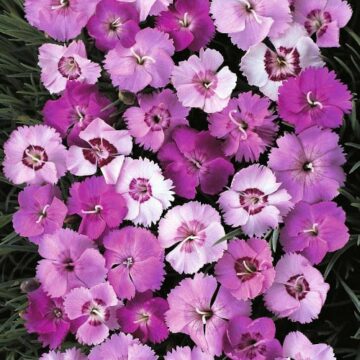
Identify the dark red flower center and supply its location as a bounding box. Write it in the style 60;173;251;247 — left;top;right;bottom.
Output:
239;188;268;215
235;257;259;281
83;138;117;167
129;177;152;202
63;258;75;272
82;298;109;326
144;103;171;131
237;332;266;359
285;274;310;300
22;145;48;170
52;307;63;319
305;9;332;37
58;56;81;80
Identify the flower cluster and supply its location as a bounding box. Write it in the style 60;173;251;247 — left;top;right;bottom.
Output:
3;0;353;358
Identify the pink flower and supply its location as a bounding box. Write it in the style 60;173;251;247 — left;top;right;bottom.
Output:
158;201;227;274
67;118;132;184
165;346;213;360
103;226;165;300
12;184;67;244
63;282;119;345
88;332;157;360
156;0;215;51
87;0;140;51
117;291;169;344
211;0;292;50
268;126;346;204
215;238;275;301
116;157;174;226
158;127;234;199
280;201;349;264
39;41;101;94
124;89;189;152
40;348;87;360
208;92;278;163
223;316;282;360
278;67;352;133
121;0;173;21
218;165;292;237
240;23;324;100
3;125;67;185
165;274;251;356
104;28;175;93
293;0;352;48
264;253;329;323
171;48;237;113
36;228;107;297
68;176;127;239
24;0;100;41
42;82;114;146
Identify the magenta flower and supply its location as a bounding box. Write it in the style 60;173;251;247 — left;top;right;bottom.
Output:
103;226;165;300
280;201;349;264
293;0;352;48
104;28;175;93
87;0;140;51
12;184;67;244
165;346;213;360
223;316;282;360
24;287;72;349
63;282;119;345
215;238;275;301
39;41;101;94
117;290;169;344
240;23;324;100
211;0;292;51
171;48;237;113
264;253;329;323
89;333;157;360
156;0;215;52
158;201;227;274
165;274;251;356
67;176;127;240
158;127;234;199
40;348;87;360
116;157;174;226
278;67;352;133
36;228;107;297
268;126;346;204
208;92;278;163
218;165;292;237
43;82;114;146
124;89;189;152
122;0;173;21
3;125;67;185
24;0;100;41
67;118;132;184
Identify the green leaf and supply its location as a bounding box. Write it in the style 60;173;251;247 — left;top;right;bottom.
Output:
213;228;242;246
336;273;360;314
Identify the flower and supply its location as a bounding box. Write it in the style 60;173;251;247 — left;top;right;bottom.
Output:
165;347;213;360
88;333;157;360
293;0;352;48
223;316;282;360
24;0;100;41
39;41;101;94
158;127;234;199
67;176;127;239
218;164;292;237
264;253;329;323
124;89;189;152
42;82;114;146
158;201;227;274
240;23;324;100
278;67;352;133
280;201;349;264
165;274;251;356
24;287;72;349
87;0;140;51
121;0;173;21
40;348;87;360
103;226;165;300
116;157;174;226
268;126;346;203
67;118;132;184
215;238;275;301
36;228;107;297
12;184;67;244
156;0;215;51
3;125;67;185
117;291;169;344
208;92;278;163
171;48;237;113
63;282;119;345
278;331;335;359
211;0;292;50
104;28;175;93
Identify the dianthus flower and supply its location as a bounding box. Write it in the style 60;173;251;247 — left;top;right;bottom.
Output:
165;346;213;360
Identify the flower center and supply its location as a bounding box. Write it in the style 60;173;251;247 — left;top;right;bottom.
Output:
193;70;218;97
303;161;314;172
306;91;323;109
22;145;48;170
179;12;190;27
58;56;81;80
130;47;155;65
305;9;332;37
72;105;87;126
109;17;122;32
51;0;70;10
122;256;134;268
303;223;319;236
285;274;310;300
184;151;207;173
82;138;118;167
63;258;75;272
52;307;63;319
36;204;50;224
144;104;171;131
235;257;259;281
83;299;109;326
134;312;150;324
239;188;268;215
176;220;206;253
195;308;213;325
229;110;249;140
237;332;266;357
129;177;152;202
81;204;103;215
